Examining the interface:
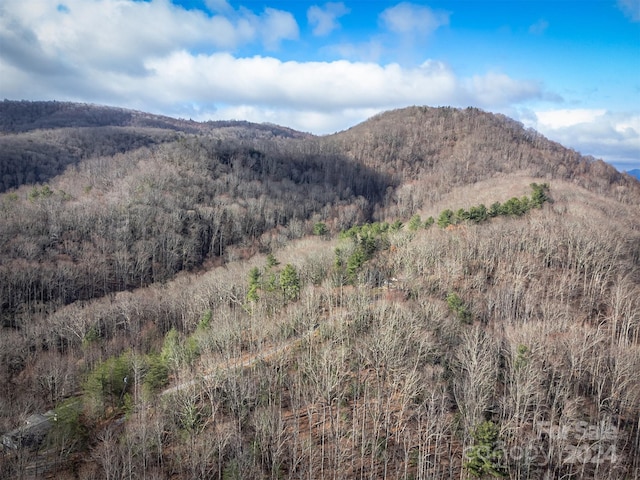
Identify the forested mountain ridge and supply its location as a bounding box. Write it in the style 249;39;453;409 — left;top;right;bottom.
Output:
1;101;639;479
0;100;184;132
0;100;310;192
0;100;310;137
328;106;639;213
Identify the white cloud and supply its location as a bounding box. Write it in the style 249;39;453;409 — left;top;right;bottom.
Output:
136;53;539;116
0;0;544;132
465;72;542;107
535;109;607;129
0;0;538;116
0;0;299;79
23;0;225;72
200;104;381;134
307;2;350;36
379;2;449;36
259;8;299;49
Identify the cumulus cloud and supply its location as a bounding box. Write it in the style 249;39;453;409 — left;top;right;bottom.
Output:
307;2;350;36
0;0;539;118
5;0;228;75
0;8;72;75
0;0;298;79
136;53;540;116
259;8;299;49
379;2;450;36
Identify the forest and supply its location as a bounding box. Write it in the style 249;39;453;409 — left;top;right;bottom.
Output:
0;101;639;479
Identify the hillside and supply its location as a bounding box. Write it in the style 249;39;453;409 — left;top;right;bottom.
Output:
329;107;639;212
0;102;639;480
0;101;310;192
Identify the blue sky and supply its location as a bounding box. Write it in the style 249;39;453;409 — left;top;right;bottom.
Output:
1;0;639;171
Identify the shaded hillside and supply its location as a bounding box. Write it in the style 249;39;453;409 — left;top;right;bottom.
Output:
0;101;310;192
1;100;205;133
1;103;639;480
0;126;180;191
0;135;390;324
0;101;312;136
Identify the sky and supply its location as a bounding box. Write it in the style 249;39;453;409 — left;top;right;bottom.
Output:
1;0;639;171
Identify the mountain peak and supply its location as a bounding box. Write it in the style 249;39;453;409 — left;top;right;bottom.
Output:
326;105;639;208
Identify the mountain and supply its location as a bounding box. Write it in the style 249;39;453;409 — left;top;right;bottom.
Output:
0;100;310;137
627;168;640;180
329;106;638;204
0;101;638;479
0;100;310;192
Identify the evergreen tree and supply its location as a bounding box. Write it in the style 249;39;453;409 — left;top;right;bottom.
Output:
488;202;501;217
247;266;261;303
408;214;422;231
446;292;472;324
530;182;549;207
280;263;300;302
313;222;328;236
469;204;488;223
438;209;454;228
464;421;507;478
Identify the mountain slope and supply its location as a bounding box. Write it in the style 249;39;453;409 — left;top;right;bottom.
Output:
0;100;310;192
0;100;310;136
1;102;638;323
329;106;639;215
1;102;639;480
